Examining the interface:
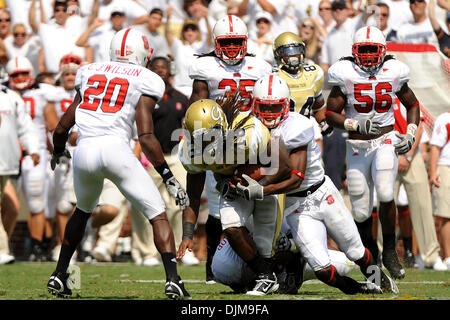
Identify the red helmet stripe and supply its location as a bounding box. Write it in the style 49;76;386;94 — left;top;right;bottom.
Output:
121;28;131;56
228;15;233;32
366;26;370;39
268;74;273;95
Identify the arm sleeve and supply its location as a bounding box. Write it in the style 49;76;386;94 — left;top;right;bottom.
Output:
327;61;348;94
313;65;325;98
188;57;209;81
282;115;315;151
394;60;410;92
139;70;165;103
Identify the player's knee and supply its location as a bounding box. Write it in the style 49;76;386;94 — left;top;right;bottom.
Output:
28;199;44;214
57;200;74;215
345;246;365;262
223;227;241;240
91;204;119;227
375;184;394;202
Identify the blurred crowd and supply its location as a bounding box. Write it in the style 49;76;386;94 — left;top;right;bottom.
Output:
0;0;449;273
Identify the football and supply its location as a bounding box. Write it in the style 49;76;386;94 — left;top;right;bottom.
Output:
230;164;265;187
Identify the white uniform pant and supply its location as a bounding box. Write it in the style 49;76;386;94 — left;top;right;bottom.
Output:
219;194;278;258
284;176;365;271
346;131;399;223
20;149;50;215
211;236;356;286
73;137;165;220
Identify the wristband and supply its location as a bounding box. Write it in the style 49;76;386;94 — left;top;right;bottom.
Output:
154;161;174;183
406;123;418;137
182;222;195;240
291;170;305;179
344;118;359;131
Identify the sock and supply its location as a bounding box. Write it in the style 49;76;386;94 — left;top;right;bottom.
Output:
403;236;412;253
56;207;91;273
161;252;178;281
382;233;396;251
247;255;272;275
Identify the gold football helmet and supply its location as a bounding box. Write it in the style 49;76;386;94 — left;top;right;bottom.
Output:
184;99;228;135
273;32;306;73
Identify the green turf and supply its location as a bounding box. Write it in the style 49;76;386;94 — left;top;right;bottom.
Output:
0;262;449;300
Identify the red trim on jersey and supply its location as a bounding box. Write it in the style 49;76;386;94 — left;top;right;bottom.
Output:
268;74;273;95
386;43;438;53
121;28;131;56
228;15;233;32
393;98;407;134
325;110;337;115
366;26;370;39
398;208;411;216
328;265;336;282
407;101;420;110
365;248;371;265
446;123;450;145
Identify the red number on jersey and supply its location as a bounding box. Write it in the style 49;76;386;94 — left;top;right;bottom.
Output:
354;82;393;113
326;195;335;205
218;79;256;111
79;75;129;113
23;97;35;119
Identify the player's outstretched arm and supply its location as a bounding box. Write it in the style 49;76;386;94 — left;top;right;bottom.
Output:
51;92;80;170
136;95;189;209
177;172;206;259
189;80;209;104
325;86;347;129
394;83;421;154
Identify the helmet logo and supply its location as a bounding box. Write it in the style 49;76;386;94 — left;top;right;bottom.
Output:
211;104;224;123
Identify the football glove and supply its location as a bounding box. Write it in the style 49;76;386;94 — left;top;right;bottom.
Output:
50;149;71;171
215;177;236;201
319;120;333;136
236;174;263;201
357;116;382;135
274;232;292;252
164;176;190;210
394;132;415;155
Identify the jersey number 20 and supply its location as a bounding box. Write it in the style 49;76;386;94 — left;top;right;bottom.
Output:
79;75;129;113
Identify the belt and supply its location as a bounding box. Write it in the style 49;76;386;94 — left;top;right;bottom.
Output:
286;178;325;198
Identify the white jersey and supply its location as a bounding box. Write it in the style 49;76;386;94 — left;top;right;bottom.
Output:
74;61;165;143
22;83;57;150
271;112;324;191
52;87;77;119
328;58;410;127
430;112;450;166
189;54;273;113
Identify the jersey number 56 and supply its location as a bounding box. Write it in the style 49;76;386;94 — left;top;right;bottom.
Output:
354;82;392;113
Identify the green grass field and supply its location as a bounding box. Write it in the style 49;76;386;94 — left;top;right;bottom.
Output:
0;262;449;300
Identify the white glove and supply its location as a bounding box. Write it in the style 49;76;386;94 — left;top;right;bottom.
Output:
50;149;71;171
236;174;263;201
165;176;190;210
345;114;381;135
275;232;292;252
394;132;415;155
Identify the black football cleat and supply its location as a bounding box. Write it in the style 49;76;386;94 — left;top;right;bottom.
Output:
47;271;73;298
382;248;406;279
403;249;416;268
165;276;192;300
358;281;383;294
246;272;279;296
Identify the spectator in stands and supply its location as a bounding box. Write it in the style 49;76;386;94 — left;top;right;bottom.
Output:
429;112;450;270
386;0;413;32
374;2;398;42
90;0;147;26
0;68;39;265
134;8;170;58
396;0;440;49
29;0;87;73
164;8;213;98
247;11;275;66
0;8;12;41
75;8;126;64
132;56;199;266
183;0;216;44
237;0;298;40
4;23;41;76
299;18;322;65
317;0;336;36
428;0;450;58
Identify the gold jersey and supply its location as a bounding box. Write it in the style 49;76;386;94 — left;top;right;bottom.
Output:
179;113;271;176
273;64;324;118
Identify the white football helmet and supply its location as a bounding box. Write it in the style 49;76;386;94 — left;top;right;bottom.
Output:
6;56;34;90
109;28;153;67
252;74;291;128
352;26;386;72
213;15;248;65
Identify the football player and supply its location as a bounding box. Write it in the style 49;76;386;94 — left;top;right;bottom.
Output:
6;56;59;261
252;74;398;294
176;97;293;295
325;26;421;280
188;14;273;284
272;32;332;136
47;28;191;300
